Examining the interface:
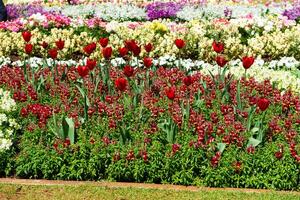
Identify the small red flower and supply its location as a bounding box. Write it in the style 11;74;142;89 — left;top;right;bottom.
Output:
115;77;128;91
102;136;110;146
48;48;58;59
172;143;181;154
20;107;28;117
86;59;97;70
102;47;112;60
234;161;242;172
215;55;227;67
123;65;134;77
90;137;95;144
257;97;270;111
83;42;97;55
247;145;255;154
53;142;58;150
41;41;48;49
144;43;153;53
25;43;33;54
166;86;176;100
119;47;128;57
242;56;255;69
174;39;185;49
99;37;109;48
126;150;135;161
212;41;224;53
63;138;71;147
183;75;193;86
113;152;121;161
143;57;152;68
77;65;89;78
55;39;65;50
22;31;32;42
275;151;283;160
140;150;148;162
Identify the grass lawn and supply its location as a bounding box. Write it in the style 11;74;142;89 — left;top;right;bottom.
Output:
1;182;300;200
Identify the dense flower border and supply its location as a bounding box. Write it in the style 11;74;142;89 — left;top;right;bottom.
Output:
0;89;19;152
0;55;299;93
0;18;300;61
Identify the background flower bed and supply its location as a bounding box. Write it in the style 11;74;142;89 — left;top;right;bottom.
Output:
0;1;300;61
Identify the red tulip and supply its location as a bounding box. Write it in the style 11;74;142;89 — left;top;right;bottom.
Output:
123;65;134;77
166;86;176;100
132;44;141;56
77;65;89;78
83;42;96;55
41;41;48;49
119;47;128;57
48;48;58;59
102;47;112;60
55;39;65;50
115;77;128;91
257;97;270;111
174;39;185;49
212;41;224;53
215;55;227;67
22;31;32;42
124;39;138;51
99;37;109;48
25;43;33;54
242;56;255;69
143;57;152;68
183;75;193;86
86;59;97;70
144;43;153;53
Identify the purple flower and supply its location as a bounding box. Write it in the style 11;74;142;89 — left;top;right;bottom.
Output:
282;6;300;21
6;4;49;20
146;2;184;20
224;7;232;18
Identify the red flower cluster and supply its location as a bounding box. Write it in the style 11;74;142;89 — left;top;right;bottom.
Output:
211;152;221;167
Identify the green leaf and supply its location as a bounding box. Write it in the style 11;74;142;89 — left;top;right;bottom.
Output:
247;137;261;147
247;106;256;131
62;117;75;144
236;80;242;110
217;143;226;153
75;84;91;106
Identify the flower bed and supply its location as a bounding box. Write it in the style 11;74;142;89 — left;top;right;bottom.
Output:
1;1;300;191
0;35;299;190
